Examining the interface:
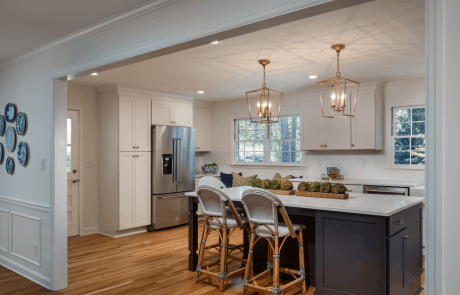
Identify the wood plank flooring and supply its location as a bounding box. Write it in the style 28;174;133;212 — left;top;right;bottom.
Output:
0;222;424;295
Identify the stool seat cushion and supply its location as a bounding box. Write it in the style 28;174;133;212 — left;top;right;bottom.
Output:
208;215;248;229
255;222;305;238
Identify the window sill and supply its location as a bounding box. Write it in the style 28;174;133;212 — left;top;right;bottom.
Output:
384;166;425;171
229;163;307;170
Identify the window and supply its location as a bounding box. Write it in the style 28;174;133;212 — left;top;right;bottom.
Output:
393;106;425;166
235;116;302;164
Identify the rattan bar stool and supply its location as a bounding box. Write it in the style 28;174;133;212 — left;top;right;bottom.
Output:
194;184;249;292
241;188;308;294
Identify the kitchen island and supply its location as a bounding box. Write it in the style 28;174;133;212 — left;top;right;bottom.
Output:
186;188;424;295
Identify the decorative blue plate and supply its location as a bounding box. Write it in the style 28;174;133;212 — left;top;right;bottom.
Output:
16;112;27;135
5;103;16;123
0;115;4;136
6;157;14;175
5;126;16;152
17;142;28;166
0;143;3;163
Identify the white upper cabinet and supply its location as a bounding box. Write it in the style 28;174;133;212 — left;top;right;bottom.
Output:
193;107;211;151
119;96;151;152
151;101;193;127
300;82;382;151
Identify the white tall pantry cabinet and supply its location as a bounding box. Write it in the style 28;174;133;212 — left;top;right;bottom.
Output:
97;85;194;237
301;82;383;151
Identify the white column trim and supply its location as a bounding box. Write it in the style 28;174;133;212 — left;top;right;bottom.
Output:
425;0;443;293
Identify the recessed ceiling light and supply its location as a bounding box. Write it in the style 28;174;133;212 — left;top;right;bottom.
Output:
197;90;204;94
91;73;98;76
309;75;318;79
210;41;220;44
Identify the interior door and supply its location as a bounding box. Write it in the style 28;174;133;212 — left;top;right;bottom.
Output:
119;96;136;152
135;98;151;151
301;99;325;150
67;110;80;237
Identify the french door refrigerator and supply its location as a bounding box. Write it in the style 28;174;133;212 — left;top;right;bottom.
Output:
148;125;195;231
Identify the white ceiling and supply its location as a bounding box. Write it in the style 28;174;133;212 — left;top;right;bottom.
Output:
71;0;425;102
0;0;150;64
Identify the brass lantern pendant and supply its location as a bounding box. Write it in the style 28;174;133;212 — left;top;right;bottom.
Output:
246;59;283;124
317;44;359;118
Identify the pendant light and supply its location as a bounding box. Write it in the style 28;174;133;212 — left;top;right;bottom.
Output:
246;59;283;124
317;44;359;118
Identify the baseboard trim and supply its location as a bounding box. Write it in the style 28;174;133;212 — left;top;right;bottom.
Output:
115;226;148;238
81;226;99;236
0;254;51;289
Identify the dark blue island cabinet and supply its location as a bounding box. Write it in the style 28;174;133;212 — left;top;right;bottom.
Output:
188;197;424;295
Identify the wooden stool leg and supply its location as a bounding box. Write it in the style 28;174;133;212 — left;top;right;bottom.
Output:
267;239;273;284
242;231;256;293
194;226;212;283
298;230;307;293
218;228;228;292
272;237;281;294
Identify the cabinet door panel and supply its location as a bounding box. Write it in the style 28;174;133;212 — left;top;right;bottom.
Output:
388;230;405;295
119;97;136;151
193;108;210;151
352;94;376;149
172;104;193;127
405;205;423;285
135;152;151;227
119;152;136;230
325;117;351;150
152;101;172;125
135;98;151;151
301;100;325;150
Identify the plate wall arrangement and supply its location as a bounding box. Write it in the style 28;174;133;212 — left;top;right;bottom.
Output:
5;103;16;123
0;143;3;164
0;115;5;136
6;157;14;175
16;112;27;135
5;126;16;152
17;142;28;166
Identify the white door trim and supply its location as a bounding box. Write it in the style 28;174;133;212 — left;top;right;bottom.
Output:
425;0;443;293
68;105;85;237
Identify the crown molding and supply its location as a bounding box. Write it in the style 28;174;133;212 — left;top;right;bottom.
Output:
0;0;180;71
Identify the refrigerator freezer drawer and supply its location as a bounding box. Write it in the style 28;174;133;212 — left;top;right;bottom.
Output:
151;194;188;230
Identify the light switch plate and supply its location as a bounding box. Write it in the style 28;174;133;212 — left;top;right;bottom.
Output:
362;159;367;167
41;158;46;171
33;244;38;257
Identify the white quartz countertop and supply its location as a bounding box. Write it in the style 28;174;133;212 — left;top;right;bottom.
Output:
186;187;424;217
289;177;424;188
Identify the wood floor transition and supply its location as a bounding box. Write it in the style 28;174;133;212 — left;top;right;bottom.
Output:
0;222;425;295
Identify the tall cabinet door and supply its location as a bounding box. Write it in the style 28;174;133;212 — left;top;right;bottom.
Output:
119;97;136;152
134;152;151;227
193;108;210;151
352;94;377;149
135;98;151;151
388;230;406;295
301;99;325;150
119;152;136;230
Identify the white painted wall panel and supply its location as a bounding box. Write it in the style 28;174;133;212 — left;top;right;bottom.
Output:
0;209;8;253
11;212;41;267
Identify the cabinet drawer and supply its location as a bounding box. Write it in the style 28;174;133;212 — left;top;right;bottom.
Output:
388;210;406;236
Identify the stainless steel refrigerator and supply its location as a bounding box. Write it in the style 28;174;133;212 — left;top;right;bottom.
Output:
148;125;195;231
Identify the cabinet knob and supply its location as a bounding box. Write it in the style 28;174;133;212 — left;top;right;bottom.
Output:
404;235;409;240
352;144;355;147
133;146;135;149
324;144;327;147
137;155;139;157
321;145;323;147
133;155;136;157
395;220;404;225
137;146;139;148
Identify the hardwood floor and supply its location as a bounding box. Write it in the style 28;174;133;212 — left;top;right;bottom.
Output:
0;222;424;295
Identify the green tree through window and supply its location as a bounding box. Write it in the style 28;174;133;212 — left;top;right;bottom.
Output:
393;107;425;166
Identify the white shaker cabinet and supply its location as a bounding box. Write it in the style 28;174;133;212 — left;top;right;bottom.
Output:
119;152;151;230
152;101;193;127
119;96;151;152
300;82;382;151
193;107;211;151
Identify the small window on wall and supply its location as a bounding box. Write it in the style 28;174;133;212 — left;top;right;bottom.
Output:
234;116;302;164
393;106;425;166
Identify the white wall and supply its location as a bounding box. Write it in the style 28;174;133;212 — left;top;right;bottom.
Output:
208;79;425;183
67;84;99;234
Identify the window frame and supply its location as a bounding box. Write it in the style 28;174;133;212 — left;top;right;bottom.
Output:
390;105;426;169
230;115;306;168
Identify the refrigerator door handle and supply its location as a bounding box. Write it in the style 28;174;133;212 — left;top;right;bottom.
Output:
172;138;177;185
178;138;182;183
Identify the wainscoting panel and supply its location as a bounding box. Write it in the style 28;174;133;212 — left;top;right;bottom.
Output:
11;212;41;267
0;196;51;289
0;209;8;253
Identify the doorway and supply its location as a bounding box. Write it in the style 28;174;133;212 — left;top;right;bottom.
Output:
67;110;80;237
